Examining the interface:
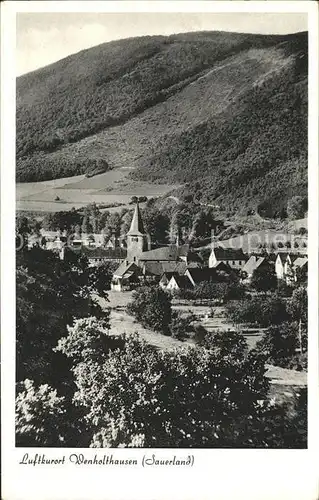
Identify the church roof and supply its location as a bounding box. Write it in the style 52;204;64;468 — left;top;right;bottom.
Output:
143;261;187;276
139;244;190;262
127;203;145;236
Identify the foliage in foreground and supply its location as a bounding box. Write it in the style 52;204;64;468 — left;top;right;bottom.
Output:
16;319;307;448
16;246;112;386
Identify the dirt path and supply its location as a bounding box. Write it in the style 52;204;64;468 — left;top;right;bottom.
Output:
95;292;193;351
95;292;307;387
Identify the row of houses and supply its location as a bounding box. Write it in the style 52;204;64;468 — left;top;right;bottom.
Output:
32;204;307;291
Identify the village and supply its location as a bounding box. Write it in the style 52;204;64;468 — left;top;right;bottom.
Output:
33;202;308;293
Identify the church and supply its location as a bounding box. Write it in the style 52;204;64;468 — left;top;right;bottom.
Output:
111;203;202;291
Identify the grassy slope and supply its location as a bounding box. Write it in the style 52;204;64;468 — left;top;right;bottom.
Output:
17;31;308;212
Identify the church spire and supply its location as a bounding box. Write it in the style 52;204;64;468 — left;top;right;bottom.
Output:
126;202;148;263
128;202;145;235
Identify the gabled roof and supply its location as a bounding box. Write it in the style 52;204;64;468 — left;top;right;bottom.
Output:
113;261;141;278
169;275;193;289
212;247;248;261
243;256;266;275
293;257;308;269
139;244;189;262
212;261;232;272
186;267;220;285
276;253;300;264
160;272;179;283
127;203;145;236
143;261;187;276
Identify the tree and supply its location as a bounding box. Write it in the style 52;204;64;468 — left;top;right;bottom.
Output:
255;322;306;370
294;265;307;284
82;216;93;234
169;311;196;340
196;329;250;363
287;196;308;219
16;247;105;386
16;215;31;250
250;263;277;293
142;208;170;244
18;321;307;448
127;286;172;333
55;316;116;365
226;295;288;328
57;328;272;448
287;287;307;353
16;379;67;446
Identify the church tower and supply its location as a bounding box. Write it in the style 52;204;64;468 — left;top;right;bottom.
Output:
126;203;148;263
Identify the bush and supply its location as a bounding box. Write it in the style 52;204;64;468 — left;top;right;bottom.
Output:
226;295;289;328
16;379;67;447
250;263;277;292
193;280;245;303
255;321;307;369
127;285;172;333
19;319;307;448
195;329;250;362
169;311;197;340
66;332;271;447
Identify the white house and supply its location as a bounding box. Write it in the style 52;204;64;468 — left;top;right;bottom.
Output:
166;274;193;292
111;261;143;291
275;253;307;283
208;247;248;269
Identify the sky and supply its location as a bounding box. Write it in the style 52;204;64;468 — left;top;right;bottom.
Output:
16;12;308;76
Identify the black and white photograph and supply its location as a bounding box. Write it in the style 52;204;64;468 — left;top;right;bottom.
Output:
14;9;310;448
1;1;319;499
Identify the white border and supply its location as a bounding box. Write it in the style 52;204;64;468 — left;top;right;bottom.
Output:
1;3;319;500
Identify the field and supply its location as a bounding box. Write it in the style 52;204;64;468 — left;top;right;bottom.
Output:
16;167;179;213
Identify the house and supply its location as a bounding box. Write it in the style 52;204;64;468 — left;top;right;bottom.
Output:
46;235;68;251
142;261;189;279
275;253;294;281
184;267;230;287
105;234;127;249
159;272;178;289
208;246;248;269
275;253;305;283
111;262;144;291
39;229;68;251
166;274;193;292
79;246;127;266
242;256;266;280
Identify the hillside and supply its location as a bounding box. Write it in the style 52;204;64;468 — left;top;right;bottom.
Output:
16;30;308;213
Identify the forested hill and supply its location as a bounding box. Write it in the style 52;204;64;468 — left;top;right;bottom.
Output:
17;30;307;212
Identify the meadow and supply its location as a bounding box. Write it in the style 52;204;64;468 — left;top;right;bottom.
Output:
16;168;179;213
